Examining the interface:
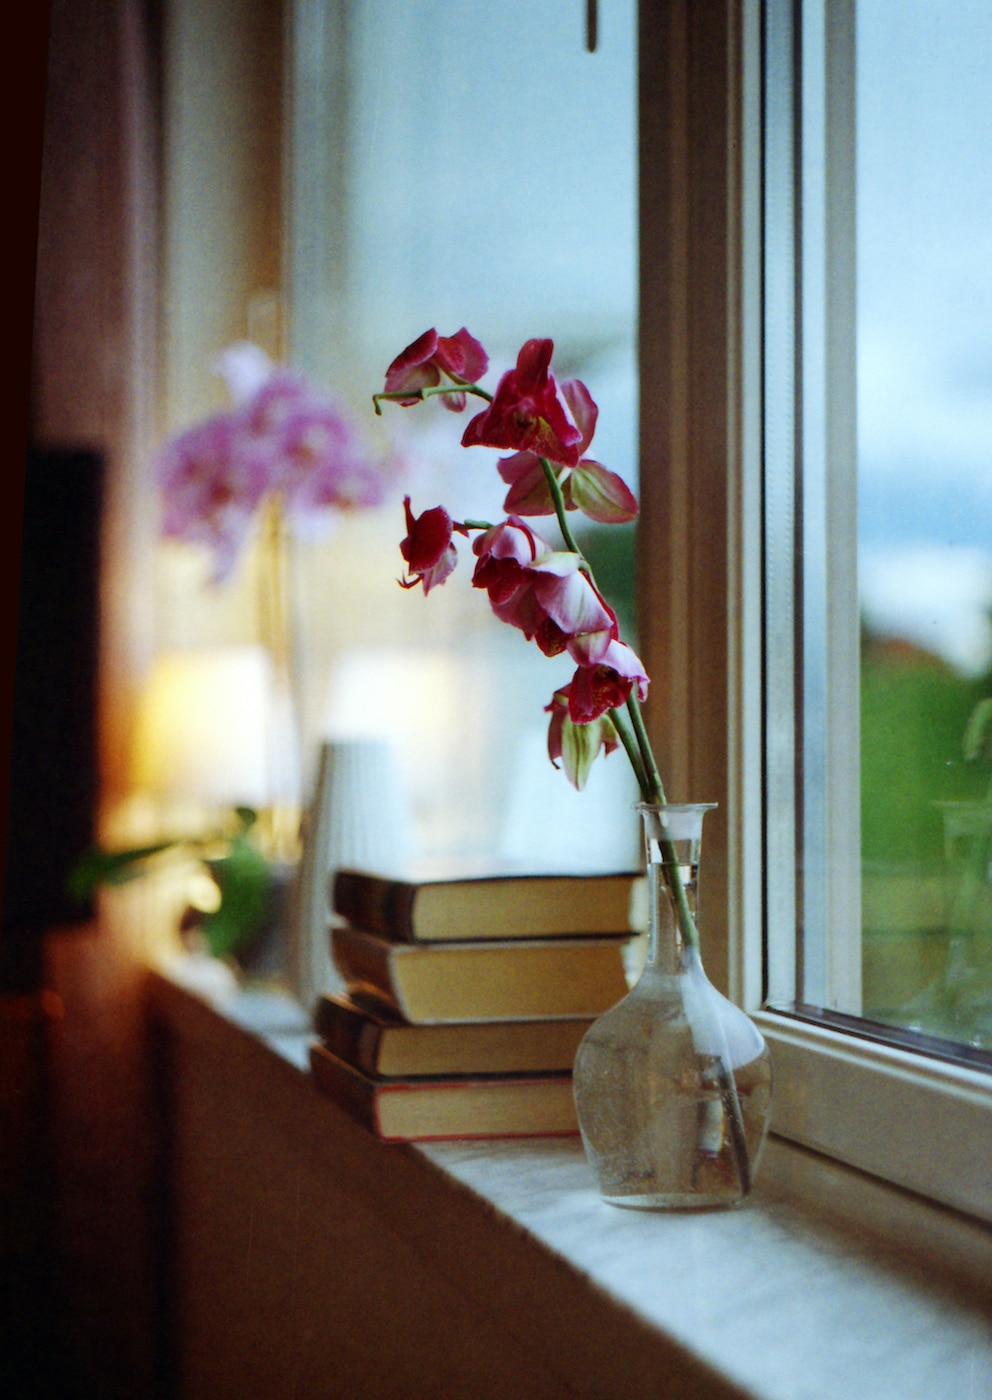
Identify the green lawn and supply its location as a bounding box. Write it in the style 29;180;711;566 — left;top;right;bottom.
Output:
861;636;988;874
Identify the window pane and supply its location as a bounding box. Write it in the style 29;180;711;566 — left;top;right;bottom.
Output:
765;0;992;1056
856;0;992;1050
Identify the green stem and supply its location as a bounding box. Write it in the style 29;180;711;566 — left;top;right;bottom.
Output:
538;456;582;555
626;693;665;805
661;841;701;954
624;699;700;953
607;705;651;801
373;381;493;415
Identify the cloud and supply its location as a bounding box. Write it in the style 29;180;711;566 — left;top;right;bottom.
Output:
860;543;992;675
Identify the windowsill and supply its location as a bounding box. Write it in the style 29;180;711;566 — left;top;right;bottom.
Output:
158;958;992;1400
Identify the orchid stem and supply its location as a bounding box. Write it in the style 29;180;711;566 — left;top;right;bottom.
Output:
625;681;700;954
626;693;665;805
608;705;651;800
373;381;492;415
538;456;583;555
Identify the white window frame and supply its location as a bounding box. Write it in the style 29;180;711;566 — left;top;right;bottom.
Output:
637;0;992;1226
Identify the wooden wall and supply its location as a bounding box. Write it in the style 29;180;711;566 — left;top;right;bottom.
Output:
149;974;746;1400
32;0;161;809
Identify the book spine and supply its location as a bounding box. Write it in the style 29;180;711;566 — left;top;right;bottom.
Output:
330;928;404;1014
332;870;417;942
313;998;383;1076
309;1045;377;1131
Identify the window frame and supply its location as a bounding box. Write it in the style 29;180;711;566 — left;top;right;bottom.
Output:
637;0;992;1226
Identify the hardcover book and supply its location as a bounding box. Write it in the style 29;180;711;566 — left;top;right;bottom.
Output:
330;923;631;1024
309;1043;580;1141
314;990;594;1078
331;865;643;943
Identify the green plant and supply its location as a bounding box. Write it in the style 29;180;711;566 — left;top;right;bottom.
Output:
69;806;276;960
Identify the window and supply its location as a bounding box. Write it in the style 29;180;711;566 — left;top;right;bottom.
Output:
757;0;992;1220
280;0;992;1221
764;0;992;1049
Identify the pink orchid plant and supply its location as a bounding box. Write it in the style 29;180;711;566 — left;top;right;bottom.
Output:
158;342;391;581
145;344;398;905
374;328;666;808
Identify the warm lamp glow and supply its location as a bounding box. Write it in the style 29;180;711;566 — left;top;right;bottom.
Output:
322;645;483;857
130;646;278;808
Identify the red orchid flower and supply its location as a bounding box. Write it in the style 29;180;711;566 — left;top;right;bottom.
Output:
470;517;546;606
381;331;655;796
461;339;584;466
566;641;650;724
399;497;462;593
498;378;638;525
484;544;617;664
530;559;617;665
384;328;489;412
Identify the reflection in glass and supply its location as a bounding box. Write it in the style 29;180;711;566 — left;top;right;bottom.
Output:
856;0;992;1049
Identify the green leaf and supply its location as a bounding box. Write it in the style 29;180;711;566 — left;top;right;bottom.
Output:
66;841;181;903
200;834;275;959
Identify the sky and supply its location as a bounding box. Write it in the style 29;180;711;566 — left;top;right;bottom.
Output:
856;0;992;674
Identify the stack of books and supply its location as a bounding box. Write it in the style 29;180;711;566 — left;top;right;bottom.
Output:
309;865;643;1141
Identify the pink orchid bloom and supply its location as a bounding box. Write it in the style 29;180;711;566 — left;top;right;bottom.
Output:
276;399;389;523
399;497;461;594
384;328;489;412
156;411;272;582
158;342;393;580
567;641;650;724
379;331;654;793
490;582;565;651
239;370;313;450
498;378;638;525
230;370;390;531
461;339;584;467
567;458;639;524
546;687;620;791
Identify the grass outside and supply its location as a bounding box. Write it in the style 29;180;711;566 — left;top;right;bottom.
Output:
860;632;991;1041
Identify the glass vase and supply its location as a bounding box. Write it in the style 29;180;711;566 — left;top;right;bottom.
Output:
573;803;772;1209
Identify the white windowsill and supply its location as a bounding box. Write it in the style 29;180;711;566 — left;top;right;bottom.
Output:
165;960;992;1400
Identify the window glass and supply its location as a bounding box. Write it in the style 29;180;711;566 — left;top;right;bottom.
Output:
855;0;992;1051
766;0;992;1055
288;0;640;866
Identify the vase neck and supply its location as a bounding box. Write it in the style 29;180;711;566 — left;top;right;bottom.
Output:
638;803;714;972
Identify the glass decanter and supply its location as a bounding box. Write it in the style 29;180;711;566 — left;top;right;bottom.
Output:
573;803;772;1209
